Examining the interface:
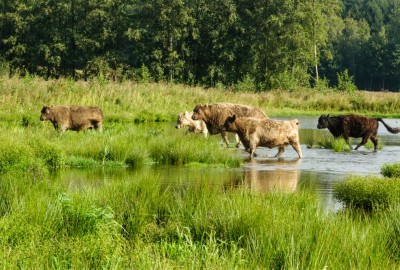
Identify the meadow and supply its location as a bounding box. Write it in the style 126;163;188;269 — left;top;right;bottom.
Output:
1;75;400;268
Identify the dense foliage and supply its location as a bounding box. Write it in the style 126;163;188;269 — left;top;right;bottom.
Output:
1;0;400;90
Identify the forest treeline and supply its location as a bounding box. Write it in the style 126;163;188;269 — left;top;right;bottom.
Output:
1;0;400;91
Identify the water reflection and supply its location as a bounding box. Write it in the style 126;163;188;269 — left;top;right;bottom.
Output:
240;158;300;192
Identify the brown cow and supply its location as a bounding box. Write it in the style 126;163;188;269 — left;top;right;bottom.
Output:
221;115;302;158
40;105;103;132
175;111;208;137
191;102;267;147
317;114;400;151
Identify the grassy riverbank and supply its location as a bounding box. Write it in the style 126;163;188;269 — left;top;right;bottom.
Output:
1;74;399;170
1;76;400;268
1;170;400;269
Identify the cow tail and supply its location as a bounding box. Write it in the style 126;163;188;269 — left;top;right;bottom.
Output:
377;118;400;134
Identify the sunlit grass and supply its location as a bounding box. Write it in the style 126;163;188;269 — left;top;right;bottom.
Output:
0;121;242;174
1;171;399;268
1;76;400;268
1;76;400;122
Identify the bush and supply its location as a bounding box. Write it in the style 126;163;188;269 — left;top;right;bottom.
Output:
333;175;400;210
331;138;351;152
29;137;64;169
337;69;357;92
381;163;400;178
235;74;256;92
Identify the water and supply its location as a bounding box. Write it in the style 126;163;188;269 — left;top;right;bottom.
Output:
58;116;400;211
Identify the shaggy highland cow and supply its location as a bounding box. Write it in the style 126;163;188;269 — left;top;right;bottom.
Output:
191;102;267;147
221;115;302;158
40;105;103;132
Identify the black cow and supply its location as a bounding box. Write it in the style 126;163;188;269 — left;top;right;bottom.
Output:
317;114;400;151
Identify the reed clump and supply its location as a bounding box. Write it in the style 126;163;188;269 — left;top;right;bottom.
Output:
381;163;400;178
333;176;400;210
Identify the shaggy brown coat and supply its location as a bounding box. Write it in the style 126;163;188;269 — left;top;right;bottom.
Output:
221;115;302;158
40;105;103;132
191;102;267;146
175;111;208;137
317;114;400;151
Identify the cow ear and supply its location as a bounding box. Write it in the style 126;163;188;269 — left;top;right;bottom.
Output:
228;115;236;123
184;111;189;116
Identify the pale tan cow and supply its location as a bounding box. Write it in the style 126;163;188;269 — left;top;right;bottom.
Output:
221;115;302;158
40;105;103;132
175;111;208;137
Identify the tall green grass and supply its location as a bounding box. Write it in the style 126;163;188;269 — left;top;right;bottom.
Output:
1;76;400;120
1;76;400;268
1;172;399;268
0;121;242;174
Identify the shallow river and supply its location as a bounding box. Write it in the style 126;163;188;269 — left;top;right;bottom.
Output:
58;116;400;211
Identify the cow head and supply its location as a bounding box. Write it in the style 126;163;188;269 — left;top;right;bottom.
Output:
175;111;192;129
192;104;206;121
317;114;330;129
221;115;237;132
40;105;52;121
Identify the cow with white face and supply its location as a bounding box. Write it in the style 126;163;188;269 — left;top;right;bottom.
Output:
175;111;208;137
191;102;267;147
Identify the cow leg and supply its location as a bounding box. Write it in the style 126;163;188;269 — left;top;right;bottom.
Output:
220;131;230;147
274;146;285;158
249;147;257;158
344;136;353;150
370;135;378;152
290;142;303;158
98;122;103;132
88;120;103;132
234;133;241;148
354;136;369;150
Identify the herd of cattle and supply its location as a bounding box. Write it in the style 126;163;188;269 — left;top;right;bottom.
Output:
40;103;400;159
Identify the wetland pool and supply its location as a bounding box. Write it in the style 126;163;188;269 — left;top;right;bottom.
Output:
57;116;400;211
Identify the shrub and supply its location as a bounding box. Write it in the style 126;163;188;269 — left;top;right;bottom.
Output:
314;77;331;92
235;74;256;92
331;138;351;152
381;163;400;178
29;137;64;169
337;69;357;92
333;175;400;210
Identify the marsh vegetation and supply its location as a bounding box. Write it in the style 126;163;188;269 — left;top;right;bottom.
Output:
1;76;400;268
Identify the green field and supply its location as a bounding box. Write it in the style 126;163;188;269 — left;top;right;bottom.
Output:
1;76;400;268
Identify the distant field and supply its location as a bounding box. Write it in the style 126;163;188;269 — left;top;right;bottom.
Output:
1;76;400;124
